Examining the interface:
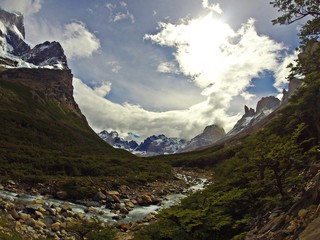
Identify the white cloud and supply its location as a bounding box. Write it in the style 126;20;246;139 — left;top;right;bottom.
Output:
202;0;223;14
107;60;122;73
157;61;179;73
73;78;239;140
144;13;285;132
106;2;135;23
1;0;43;16
240;92;255;101
120;2;127;7
25;19;101;59
61;22;100;59
94;83;112;97
274;51;298;91
113;11;135;23
106;3;116;11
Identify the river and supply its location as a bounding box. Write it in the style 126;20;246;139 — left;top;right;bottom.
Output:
0;177;207;224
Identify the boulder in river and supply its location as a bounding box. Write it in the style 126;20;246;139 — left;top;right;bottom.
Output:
93;191;106;202
56;191;68;200
108;190;120;195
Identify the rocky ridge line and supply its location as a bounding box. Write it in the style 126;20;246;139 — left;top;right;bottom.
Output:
0;8;68;70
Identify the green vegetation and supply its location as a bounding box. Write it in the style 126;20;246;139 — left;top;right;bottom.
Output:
134;1;320;239
1;1;319;239
0;216;22;240
135;61;320;240
0;69;173;198
66;218;117;240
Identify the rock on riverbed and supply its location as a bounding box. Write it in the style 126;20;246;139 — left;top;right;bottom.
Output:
0;168;211;239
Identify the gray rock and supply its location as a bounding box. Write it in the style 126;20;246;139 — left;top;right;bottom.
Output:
93;191;106;202
181;124;226;152
85;201;100;207
256;96;280;114
56;191;68;200
119;207;129;215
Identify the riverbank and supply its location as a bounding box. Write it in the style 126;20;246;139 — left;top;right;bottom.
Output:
0;168;211;239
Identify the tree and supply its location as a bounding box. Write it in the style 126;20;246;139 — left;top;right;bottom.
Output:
271;0;320;85
271;0;320;47
271;0;320;25
252;124;305;199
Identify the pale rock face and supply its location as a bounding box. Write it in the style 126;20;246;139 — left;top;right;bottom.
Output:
281;78;303;103
180;124;226;152
228;96;281;136
256;96;281;114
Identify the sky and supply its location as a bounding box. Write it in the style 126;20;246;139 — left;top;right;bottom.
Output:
0;0;302;141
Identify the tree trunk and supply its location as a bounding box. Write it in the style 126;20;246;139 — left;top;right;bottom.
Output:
272;167;285;199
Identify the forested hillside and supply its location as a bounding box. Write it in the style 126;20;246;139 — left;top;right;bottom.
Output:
0;68;172;198
134;1;320;239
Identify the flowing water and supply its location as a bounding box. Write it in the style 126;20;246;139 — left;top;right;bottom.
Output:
0;178;207;223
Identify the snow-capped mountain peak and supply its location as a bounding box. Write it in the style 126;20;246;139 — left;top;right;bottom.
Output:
98;130;139;152
0;8;68;70
98;130;188;156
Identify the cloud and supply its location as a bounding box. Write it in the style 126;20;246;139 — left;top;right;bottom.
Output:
106;3;116;11
2;0;100;59
144;12;286;131
202;0;223;14
61;22;101;59
157;61;179;74
106;1;135;23
106;60;122;73
73;78;239;140
113;11;135;23
71;3;293;140
93;83;112;97
1;0;43;16
24;19;101;59
120;2;127;8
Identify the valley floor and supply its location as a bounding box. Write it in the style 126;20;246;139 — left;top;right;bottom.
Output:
0;168;211;239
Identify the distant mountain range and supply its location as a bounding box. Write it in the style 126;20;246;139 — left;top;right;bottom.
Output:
0;7;302;158
99;81;302;156
99;131;188;156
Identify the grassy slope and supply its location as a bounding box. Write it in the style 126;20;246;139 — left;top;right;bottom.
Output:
0;68;172;192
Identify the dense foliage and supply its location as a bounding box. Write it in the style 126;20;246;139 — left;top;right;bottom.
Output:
135;61;320;240
134;1;320;239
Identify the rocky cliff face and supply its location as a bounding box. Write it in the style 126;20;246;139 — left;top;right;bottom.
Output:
0;9;30;56
281;78;303;103
0;9;81;117
22;41;68;69
0;8;68;70
256;96;281;114
180;124;226;152
0;68;82;116
228;96;281;136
